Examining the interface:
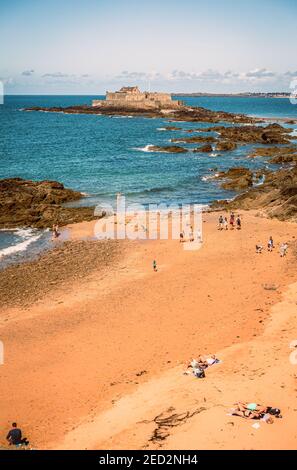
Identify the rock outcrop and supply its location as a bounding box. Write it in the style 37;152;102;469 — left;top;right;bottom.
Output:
211;165;297;222
214;167;253;190
0;178;97;229
147;145;188;153
249;145;297;164
203;124;292;145
171;136;216;144
25;104;255;124
193;144;213;153
216;141;237;151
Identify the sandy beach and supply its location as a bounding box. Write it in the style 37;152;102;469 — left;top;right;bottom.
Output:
0;210;296;450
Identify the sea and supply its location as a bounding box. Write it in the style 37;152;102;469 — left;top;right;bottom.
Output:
1;94;297;266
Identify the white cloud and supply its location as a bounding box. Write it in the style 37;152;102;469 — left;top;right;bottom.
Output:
245;68;275;79
22;69;35;76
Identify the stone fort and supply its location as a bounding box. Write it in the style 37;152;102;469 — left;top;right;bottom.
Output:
92;86;183;110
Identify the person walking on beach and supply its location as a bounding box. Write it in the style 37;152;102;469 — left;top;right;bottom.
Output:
153;260;157;272
230;212;235;229
223;217;228;230
280;242;288;257
6;422;29;447
218;215;224;230
268;236;274;252
52;224;60;239
236;215;241;230
180;231;185;243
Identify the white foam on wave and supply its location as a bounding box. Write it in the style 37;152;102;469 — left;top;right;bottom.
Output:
133;144;154;152
201;173;219;182
0;228;42;259
157;128;167;131
111;115;133;119
210;153;218;157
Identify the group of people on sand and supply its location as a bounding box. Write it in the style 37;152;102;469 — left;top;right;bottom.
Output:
231;402;282;423
179;225;195;243
185;355;220;379
256;236;288;257
184;356;282;424
218;212;241;231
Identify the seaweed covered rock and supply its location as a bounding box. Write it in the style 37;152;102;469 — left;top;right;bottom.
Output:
0;178;97;229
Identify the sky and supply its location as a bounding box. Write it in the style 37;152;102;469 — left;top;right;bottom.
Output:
1;0;297;94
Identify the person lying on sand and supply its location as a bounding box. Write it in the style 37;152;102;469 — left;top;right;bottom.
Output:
188;355;219;370
232;402;282;421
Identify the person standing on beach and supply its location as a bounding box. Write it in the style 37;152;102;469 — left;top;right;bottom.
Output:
52;224;60;239
153;260;157;272
218;215;224;230
224;217;228;230
280;242;288;257
268;236;274;252
230;212;235;229
236;215;241;230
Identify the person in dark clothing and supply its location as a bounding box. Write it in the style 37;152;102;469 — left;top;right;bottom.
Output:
6;422;29;446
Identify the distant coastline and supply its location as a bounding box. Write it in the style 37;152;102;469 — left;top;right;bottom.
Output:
174;92;292;98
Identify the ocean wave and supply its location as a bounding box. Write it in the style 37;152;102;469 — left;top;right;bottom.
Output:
133;144;155;152
111;115;133;119
201;173;219;182
0;228;42;259
125;185;176;197
157;128;167;131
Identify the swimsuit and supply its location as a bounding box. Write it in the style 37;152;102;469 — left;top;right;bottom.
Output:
247;403;257;411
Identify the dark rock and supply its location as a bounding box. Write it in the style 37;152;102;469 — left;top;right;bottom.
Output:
171;136;216;144
148;145;188;153
216;141;237;151
0;178;97;229
193;144;213;153
212;165;297;222
215;167;253;190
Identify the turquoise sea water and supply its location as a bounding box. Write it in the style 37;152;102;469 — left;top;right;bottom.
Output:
1;95;297;265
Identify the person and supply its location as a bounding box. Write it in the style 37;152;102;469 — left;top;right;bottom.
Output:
223;217;228;230
236;215;241;230
179;231;185;243
52;224;60;239
230;212;235;229
189;225;194;242
6;422;29;446
232;402;282;420
280;242;288;257
267;236;274;252
256;244;263;254
218;215;224;230
153;260;157;272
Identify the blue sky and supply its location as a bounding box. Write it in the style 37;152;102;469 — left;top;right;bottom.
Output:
1;0;297;94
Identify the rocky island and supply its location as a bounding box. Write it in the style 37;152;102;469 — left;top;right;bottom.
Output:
25;86;256;123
